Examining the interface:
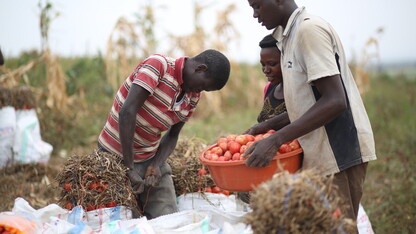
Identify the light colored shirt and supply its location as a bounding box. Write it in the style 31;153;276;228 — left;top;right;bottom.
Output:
273;7;376;175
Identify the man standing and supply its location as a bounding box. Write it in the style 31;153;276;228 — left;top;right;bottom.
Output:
244;0;377;223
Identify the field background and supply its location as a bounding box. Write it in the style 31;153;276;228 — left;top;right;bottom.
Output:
0;1;415;233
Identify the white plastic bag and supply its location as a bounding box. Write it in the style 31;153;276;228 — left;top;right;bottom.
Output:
148;210;210;234
357;203;374;234
0;106;16;168
13;109;53;164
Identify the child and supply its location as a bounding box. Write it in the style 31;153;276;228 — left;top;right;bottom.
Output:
245;0;377;224
98;49;230;219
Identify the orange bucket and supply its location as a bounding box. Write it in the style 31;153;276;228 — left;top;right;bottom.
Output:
199;144;303;191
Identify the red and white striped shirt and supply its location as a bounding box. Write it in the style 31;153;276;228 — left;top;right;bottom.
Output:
98;54;200;162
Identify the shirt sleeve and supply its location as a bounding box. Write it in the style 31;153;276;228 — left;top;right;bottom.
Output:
132;54;167;94
296;19;340;83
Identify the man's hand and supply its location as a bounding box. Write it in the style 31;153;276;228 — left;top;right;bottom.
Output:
127;169;145;194
144;164;161;187
244;122;269;136
243;136;280;168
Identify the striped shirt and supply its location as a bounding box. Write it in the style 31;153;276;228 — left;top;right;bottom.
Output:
98;54;200;162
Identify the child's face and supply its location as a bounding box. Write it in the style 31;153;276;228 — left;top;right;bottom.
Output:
260;47;282;85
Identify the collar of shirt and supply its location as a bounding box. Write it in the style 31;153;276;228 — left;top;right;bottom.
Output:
174;56;188;86
273;6;305;50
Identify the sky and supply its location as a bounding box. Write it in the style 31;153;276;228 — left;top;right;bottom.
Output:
1;0;415;64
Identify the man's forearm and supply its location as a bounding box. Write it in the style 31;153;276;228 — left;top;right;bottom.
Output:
119;110;136;170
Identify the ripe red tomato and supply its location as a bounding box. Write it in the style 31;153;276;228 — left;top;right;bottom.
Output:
212;186;221;193
64;183;71;191
205;187;212;193
240;145;248;154
235;135;248;146
89;182;97;190
217;137;227;145
218;142;228;152
223;151;232;161
267;129;276;134
232;153;241;161
218;156;226;161
254;134;263;142
211;146;224;156
279;144;291;153
289;139;300;150
204;153;212;160
246;134;255;142
227;134;237;142
86;204;96;211
65;202;72;210
263;133;272;138
107;201;117;207
228;142;241;155
222;190;230;196
198;168;207;175
211;154;219;161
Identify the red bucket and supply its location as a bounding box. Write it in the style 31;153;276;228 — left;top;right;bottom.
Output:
199;144;303;191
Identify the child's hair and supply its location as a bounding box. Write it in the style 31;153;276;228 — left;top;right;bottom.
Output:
194;49;230;90
259;34;278;49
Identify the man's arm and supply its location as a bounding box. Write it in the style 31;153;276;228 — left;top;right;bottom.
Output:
245;112;290;135
145;121;186;186
119;84;150;193
244;74;347;167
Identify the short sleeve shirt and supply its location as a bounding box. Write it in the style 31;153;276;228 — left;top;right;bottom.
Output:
98;54;200;162
273;7;376;175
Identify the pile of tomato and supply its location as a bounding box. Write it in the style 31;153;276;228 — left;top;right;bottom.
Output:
203;130;301;162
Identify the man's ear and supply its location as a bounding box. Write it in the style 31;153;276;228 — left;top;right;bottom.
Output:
195;64;208;72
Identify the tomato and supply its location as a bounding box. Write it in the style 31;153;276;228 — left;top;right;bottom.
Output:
332;208;342;219
254;134;263;142
204;153;212;160
223;151;232;161
246;141;254;148
198;168;207;175
222;190;230;196
289;139;300;150
97;205;106;209
240;145;248;154
246;134;255;142
65;202;72;210
64;183;71;191
218;142;228;152
211;146;224;156
267;129;276;134
228;142;241;155
89;182;97;190
217;137;227;145
211;154;219;161
204;187;212;193
232;153;241;161
107;201;117;207
227;134;237;142
263;133;272;138
217;156;226;161
235;135;248;146
279;144;291;153
86;204;96;211
212;186;221;193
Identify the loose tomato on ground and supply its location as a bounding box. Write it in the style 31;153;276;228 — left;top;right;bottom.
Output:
89;182;97;190
205;187;212;193
65;202;72;210
64;183;71;191
222;190;230;196
107;201;117;207
212;186;221;193
198;168;207;175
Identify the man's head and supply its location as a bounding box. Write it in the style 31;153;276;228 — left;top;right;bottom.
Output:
259;34;282;85
182;49;230;93
247;0;298;30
